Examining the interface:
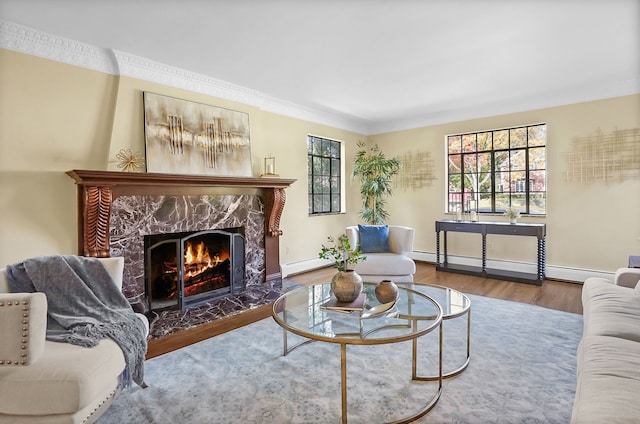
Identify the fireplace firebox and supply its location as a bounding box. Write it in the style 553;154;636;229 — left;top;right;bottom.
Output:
145;228;245;311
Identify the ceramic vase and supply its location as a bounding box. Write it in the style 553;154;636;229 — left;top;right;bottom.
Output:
375;280;399;304
509;216;518;224
331;270;363;302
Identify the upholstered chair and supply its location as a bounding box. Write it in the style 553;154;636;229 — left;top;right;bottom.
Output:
346;225;416;283
0;256;148;424
572;267;640;423
612;267;640;288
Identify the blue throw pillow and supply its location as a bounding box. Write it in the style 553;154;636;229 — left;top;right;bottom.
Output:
358;225;390;253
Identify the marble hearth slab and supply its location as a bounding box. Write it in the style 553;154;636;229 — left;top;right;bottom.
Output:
108;193;275;339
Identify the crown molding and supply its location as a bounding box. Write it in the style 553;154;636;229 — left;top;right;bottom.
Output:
4;19;636;137
112;50;370;134
0;19;118;74
0;19;369;135
369;76;640;135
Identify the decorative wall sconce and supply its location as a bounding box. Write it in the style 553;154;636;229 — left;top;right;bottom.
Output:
261;155;279;177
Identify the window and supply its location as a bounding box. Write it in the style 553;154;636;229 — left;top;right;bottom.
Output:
447;124;546;215
308;135;342;214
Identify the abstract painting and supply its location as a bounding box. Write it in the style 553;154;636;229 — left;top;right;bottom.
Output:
143;92;252;176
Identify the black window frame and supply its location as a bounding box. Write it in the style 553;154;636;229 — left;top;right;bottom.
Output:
446;123;547;215
308;135;342;215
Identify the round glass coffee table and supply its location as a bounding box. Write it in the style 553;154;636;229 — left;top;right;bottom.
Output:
272;282;443;424
400;283;471;379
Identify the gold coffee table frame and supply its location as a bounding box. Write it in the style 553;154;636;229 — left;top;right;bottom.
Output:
402;283;471;380
272;283;444;424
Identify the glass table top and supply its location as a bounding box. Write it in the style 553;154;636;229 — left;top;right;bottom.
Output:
400;283;471;318
272;282;443;345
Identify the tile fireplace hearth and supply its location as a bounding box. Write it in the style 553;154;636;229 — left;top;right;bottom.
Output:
67;170;296;340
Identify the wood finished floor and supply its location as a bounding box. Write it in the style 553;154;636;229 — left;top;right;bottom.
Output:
287;261;584;315
147;261;583;358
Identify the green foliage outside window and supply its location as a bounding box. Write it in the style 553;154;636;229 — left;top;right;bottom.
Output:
308;135;341;215
447;124;547;215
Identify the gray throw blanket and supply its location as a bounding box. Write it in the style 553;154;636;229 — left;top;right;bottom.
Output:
6;255;147;388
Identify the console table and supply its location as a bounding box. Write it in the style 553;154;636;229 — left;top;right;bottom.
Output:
435;220;546;285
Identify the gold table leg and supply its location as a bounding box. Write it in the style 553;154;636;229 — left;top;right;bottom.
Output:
390;320;443;424
341;343;348;424
282;327;288;356
417;308;471;381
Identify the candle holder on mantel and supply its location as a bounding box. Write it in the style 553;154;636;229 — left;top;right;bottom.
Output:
261;156;279;177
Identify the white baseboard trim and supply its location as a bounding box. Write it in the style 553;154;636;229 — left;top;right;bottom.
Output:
543;266;613;283
282;252;615;283
281;258;334;278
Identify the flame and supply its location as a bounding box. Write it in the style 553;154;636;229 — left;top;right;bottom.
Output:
184;241;223;278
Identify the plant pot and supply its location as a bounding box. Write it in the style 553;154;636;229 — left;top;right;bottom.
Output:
375;280;399;304
331;270;363;302
509;217;518;224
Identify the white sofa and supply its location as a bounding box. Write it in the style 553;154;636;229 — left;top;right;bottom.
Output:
571;267;640;424
346;225;416;283
0;257;149;424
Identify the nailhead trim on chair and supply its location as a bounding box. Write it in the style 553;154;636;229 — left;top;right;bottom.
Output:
0;299;30;366
82;389;117;424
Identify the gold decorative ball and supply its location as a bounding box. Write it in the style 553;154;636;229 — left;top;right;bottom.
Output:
375;280;399;304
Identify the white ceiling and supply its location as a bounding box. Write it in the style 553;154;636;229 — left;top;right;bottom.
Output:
1;0;639;134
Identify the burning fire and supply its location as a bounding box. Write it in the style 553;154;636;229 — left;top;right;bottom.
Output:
184;241;223;278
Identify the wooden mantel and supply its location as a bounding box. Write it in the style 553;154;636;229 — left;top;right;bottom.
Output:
67;169;296;282
66;169;296;189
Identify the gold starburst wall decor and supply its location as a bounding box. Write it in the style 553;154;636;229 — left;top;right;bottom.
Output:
116;149;146;172
565;128;640;183
395;150;436;191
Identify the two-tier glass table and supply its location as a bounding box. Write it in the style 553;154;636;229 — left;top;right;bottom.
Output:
401;283;471;379
272;282;444;424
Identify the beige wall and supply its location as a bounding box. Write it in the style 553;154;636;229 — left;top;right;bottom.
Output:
0;49;362;267
372;95;640;273
1;48;639;277
0;49;118;264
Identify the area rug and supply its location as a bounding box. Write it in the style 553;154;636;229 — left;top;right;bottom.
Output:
99;293;583;423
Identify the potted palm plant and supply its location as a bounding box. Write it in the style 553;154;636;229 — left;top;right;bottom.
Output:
352;141;401;225
319;234;366;302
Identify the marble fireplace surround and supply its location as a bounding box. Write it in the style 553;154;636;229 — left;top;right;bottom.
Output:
67;170;295;340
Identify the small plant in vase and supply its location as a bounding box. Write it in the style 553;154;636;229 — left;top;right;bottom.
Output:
319;234;365;272
504;207;521;224
319;235;366;302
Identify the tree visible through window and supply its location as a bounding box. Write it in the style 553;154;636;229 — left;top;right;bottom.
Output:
308;135;342;214
447;124;546;215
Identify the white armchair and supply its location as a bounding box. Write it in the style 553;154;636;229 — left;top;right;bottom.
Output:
346;225;416;283
613;267;640;288
0;256;149;424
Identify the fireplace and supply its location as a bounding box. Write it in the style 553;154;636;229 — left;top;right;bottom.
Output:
66;169;296;341
145;228;245;311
